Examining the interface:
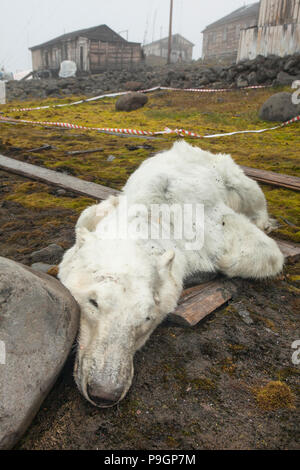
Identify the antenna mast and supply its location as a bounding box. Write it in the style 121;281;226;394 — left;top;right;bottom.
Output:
167;0;174;65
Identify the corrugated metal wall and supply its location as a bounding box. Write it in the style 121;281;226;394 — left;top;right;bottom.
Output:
238;0;300;61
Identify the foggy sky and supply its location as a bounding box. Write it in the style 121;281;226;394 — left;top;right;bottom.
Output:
1;0;255;73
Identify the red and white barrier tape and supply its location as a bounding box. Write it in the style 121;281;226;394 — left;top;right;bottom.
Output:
0;114;299;139
5;85;269;113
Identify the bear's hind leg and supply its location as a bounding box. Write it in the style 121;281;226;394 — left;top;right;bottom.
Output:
216;212;284;279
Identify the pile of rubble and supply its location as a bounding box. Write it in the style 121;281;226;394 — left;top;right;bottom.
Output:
5;53;300;101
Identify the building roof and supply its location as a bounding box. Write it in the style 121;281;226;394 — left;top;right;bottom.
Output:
30;24;139;50
202;2;260;32
144;33;194;48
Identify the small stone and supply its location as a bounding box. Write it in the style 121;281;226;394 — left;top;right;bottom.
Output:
236;306;254;325
236;76;248;88
30;244;64;264
107;155;116;162
124;81;143;91
31;262;55;274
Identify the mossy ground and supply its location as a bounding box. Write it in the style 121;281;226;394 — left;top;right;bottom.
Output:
0;85;299;242
253;381;296;411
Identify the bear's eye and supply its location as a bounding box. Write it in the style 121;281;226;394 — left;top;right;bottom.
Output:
146;317;151;321
89;299;98;308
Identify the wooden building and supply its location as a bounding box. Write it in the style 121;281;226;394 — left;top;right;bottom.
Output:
29;25;143;75
202;3;260;63
144;34;194;64
238;0;300;61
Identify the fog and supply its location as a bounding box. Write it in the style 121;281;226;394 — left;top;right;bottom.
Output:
1;0;255;73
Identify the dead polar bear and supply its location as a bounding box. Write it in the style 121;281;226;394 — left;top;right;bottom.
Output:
58;141;284;408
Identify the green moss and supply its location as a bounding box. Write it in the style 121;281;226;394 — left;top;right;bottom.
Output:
275;367;300;381
220;357;237;375
228;344;246;352
190;377;215;390
5;181;94;212
253;381;296;411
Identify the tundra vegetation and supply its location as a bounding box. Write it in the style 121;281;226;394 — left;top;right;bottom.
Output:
0;85;299;449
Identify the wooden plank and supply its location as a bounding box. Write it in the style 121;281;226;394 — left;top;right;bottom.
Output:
276;239;300;263
168;280;237;327
66;148;103;156
241;166;300;191
0;154;119;200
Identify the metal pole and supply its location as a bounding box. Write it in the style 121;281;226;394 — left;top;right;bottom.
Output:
167;0;173;65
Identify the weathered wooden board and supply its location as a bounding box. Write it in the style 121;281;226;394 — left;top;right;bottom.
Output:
1;153;299;195
241;166;300;191
168;280;237;327
277;239;300;263
0;154;119;200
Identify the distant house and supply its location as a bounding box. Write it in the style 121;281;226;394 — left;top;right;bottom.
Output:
238;0;300;61
29;24;143;75
144;34;194;64
202;3;260;63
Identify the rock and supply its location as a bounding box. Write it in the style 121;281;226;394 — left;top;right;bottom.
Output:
31;262;56;274
56;189;67;196
274;71;300;86
247;71;257;85
284;56;300;73
30;244;64;264
124;81;143;91
236;76;248;88
107;155;116;162
0;257;79;449
234;304;254;325
115;92;148;112
259;92;300;122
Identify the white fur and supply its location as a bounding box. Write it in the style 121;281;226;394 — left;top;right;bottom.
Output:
59;141;284;407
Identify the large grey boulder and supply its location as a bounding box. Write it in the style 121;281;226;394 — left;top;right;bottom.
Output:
116;92;148;112
259;92;300;122
0;257;79;449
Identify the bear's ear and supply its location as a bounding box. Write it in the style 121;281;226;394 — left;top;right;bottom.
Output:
160;250;175;270
76;227;93;248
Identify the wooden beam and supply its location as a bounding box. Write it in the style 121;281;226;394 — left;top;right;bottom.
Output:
276;239;300;263
169;280;237;327
241;166;300;191
0;154;119;200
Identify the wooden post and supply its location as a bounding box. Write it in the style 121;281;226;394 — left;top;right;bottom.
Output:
167;0;174;65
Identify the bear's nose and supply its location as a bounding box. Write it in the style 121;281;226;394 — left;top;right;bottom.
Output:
87;383;123;408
